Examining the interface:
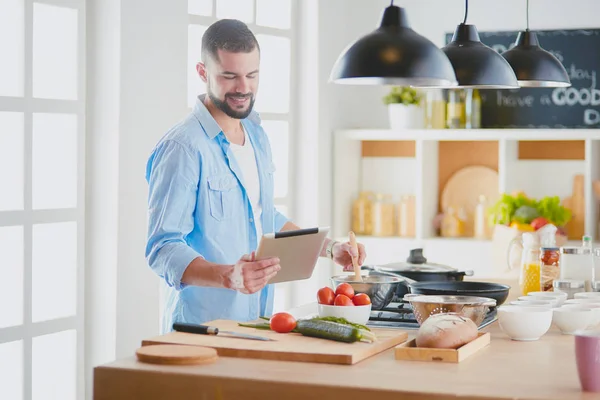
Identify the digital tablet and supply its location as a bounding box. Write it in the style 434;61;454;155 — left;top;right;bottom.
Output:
255;227;330;284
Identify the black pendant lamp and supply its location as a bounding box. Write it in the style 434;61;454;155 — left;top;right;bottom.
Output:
501;0;571;87
441;0;519;89
329;0;457;87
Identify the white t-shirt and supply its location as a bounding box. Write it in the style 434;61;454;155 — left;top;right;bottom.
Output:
229;127;263;240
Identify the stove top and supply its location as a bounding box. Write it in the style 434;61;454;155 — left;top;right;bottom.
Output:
366;301;498;330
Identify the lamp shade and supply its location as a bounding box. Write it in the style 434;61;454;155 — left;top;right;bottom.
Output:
441;24;519;89
329;5;457;87
502;30;571;87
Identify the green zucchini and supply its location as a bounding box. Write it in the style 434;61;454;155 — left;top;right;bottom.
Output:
295;319;376;343
310;316;371;332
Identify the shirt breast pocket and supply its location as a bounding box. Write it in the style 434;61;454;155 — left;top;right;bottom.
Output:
207;174;238;221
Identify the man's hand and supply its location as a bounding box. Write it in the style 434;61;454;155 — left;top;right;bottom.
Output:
224;252;281;294
332;241;367;272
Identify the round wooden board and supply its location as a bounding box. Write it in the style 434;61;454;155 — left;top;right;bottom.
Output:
136;345;218;365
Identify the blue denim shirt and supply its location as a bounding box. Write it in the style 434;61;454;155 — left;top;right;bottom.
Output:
145;95;289;333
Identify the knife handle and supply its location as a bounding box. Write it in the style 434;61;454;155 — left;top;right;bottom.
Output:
173;322;219;335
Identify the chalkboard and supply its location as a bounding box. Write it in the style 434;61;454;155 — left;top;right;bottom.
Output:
444;29;600;129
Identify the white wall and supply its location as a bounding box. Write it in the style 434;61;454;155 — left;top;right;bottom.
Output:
85;0;188;397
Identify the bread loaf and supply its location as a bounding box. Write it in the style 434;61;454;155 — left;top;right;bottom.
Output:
415;313;478;349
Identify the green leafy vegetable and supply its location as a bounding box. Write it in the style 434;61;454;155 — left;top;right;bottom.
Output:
487;193;572;227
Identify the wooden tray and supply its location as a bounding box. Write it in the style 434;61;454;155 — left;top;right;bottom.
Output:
394;332;490;363
142;319;408;365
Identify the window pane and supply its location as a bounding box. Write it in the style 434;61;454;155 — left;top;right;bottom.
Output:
0;226;24;328
216;0;253;23
0;341;23;400
33;4;78;100
262;120;288;197
188;25;207;108
188;0;213;16
254;35;290;113
0;112;24;211
32;330;76;400
32;113;78;210
256;0;291;29
0;0;24;96
32;222;77;322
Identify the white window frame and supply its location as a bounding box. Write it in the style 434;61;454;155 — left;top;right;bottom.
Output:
0;0;86;399
187;0;297;221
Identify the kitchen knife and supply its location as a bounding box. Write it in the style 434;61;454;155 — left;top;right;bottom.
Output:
173;322;275;341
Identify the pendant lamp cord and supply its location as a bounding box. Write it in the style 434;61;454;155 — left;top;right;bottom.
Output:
463;0;469;24
390;0;394;5
526;0;529;30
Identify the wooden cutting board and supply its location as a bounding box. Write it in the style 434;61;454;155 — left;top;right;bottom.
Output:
141;319;408;365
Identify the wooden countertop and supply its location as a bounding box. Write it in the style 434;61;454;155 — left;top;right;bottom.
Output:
93;280;598;400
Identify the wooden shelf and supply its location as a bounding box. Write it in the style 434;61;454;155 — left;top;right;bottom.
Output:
333;128;600;277
337;128;600;141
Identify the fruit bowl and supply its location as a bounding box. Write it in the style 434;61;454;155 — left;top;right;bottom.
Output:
317;304;372;325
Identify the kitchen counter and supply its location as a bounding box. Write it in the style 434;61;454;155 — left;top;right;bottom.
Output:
93;281;597;400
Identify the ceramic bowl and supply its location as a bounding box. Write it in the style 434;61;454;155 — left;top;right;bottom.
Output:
552;307;594;334
510;300;554;308
497;305;553;341
317;303;371;325
575;292;600;300
565;298;600;306
519;295;560;307
561;304;600;329
526;291;567;306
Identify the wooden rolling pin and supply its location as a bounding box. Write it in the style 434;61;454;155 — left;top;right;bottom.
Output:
348;231;362;282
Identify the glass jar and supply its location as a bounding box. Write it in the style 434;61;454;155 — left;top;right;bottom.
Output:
540;247;560;292
371;194;395;236
446;89;465;129
440;206;465;237
553;279;586;299
352;191;373;235
397;195;415;237
593;248;600;285
560;246;594;292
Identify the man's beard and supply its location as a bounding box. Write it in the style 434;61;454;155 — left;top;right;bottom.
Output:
208;88;255;119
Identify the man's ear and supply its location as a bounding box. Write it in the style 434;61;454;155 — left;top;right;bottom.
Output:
197;62;208;83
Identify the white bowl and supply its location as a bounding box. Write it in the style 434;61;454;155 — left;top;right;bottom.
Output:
519;295;560;307
575;292;600;300
510;300;554;308
317;304;371;325
561;304;600;328
552;307;594;334
526;291;567;306
564;298;600;305
497;305;553;341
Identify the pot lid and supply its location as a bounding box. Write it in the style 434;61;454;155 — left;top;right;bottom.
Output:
377;248;458;273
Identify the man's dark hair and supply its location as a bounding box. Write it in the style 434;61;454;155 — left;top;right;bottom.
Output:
201;19;260;63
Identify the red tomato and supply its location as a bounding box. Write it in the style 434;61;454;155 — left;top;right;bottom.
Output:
334;294;354;306
317;287;335;305
270;312;297;333
352;293;371;306
335;283;355;299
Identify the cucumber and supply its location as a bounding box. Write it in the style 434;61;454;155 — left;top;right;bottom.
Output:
295;319;376;343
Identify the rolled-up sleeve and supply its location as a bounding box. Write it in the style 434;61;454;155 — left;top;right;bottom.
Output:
274;207;289;232
145;139;201;290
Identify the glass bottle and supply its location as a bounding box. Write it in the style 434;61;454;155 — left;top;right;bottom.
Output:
425;89;446;129
519;232;541;295
539;224;560;292
473;194;488;239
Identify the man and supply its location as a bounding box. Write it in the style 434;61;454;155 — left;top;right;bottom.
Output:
145;19;366;333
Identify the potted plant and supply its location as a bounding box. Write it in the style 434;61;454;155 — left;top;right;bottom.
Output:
383;86;425;130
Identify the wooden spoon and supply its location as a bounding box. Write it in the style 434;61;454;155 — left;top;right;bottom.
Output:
348;231;362;282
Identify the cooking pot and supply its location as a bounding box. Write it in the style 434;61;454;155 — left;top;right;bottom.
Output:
374;248;474;282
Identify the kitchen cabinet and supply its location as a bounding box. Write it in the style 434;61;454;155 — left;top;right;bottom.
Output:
332;129;600;277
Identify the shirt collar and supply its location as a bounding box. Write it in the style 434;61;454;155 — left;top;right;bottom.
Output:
193;94;261;140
